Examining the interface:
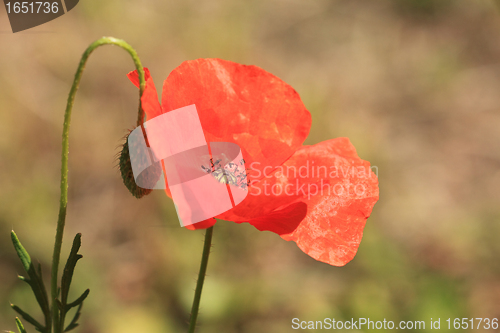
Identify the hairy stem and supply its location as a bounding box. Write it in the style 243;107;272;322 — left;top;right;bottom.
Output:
188;226;214;333
51;37;145;333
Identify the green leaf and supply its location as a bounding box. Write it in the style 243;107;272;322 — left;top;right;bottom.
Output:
64;323;79;332
15;317;28;333
60;234;82;306
66;289;89;310
11;305;44;332
58;234;88;332
10;231;51;332
64;302;84;332
11;231;31;272
32;262;50;325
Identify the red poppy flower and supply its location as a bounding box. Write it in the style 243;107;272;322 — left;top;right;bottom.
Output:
127;59;379;266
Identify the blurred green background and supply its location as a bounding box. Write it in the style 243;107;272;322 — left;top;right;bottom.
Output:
1;0;500;332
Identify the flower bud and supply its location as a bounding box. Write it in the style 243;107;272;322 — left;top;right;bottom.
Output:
119;133;161;198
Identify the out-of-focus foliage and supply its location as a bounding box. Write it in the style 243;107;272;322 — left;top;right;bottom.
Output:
1;0;500;332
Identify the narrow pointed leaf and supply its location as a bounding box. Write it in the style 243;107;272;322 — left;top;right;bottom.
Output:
10;231;51;331
15;317;28;333
34;263;50;319
60;234;82;305
11;305;44;332
29;269;51;330
59;233;84;332
64;323;79;332
66;289;89;310
64;302;84;332
24;264;51;329
11;231;31;272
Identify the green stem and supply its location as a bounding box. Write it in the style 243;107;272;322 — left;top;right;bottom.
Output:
51;37;146;333
188;226;214;333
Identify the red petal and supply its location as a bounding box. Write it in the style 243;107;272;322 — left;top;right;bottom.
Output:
161;59;311;181
235;202;307;234
127;68;163;120
230;138;379;266
184;218;217;230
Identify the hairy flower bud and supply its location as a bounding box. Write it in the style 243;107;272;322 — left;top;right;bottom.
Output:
119;133;161;198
